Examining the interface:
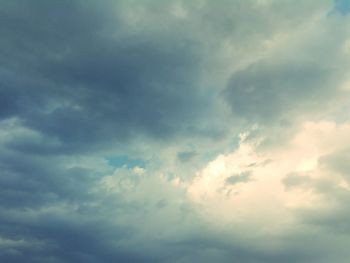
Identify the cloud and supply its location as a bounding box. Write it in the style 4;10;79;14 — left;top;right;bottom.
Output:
223;11;350;125
0;0;220;154
334;0;350;14
188;120;350;229
225;171;252;185
177;150;197;163
2;0;350;262
224;60;343;122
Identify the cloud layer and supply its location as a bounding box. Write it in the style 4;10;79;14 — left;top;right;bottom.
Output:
1;0;350;262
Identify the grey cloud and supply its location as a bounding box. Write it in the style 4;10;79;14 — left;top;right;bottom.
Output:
0;0;213;154
282;172;313;190
0;1;218;260
0;154;348;262
0;208;145;263
1;140;344;263
225;171;252;185
177;150;197;163
224;60;341;123
0;147;153;262
282;171;344;197
2;1;350;263
0;152;99;209
319;148;350;179
283;151;350;238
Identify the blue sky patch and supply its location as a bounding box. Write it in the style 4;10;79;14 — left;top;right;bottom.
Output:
333;0;350;15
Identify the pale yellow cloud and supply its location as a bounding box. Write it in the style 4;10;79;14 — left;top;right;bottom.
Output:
187;121;350;235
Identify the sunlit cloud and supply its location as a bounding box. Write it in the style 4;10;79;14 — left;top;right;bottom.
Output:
1;0;350;262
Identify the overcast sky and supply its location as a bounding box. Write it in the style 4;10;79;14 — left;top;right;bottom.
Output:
1;0;350;262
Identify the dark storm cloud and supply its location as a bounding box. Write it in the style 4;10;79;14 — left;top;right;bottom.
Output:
0;1;212;261
224;60;340;123
0;150;97;209
0;146;153;263
0;205;147;263
0;0;207;153
2;1;350;263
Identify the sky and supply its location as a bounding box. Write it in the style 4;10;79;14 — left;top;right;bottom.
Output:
1;0;350;262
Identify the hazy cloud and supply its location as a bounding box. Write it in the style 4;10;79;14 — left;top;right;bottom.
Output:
2;0;350;262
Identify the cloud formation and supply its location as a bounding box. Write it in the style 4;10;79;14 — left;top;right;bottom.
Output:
1;0;350;262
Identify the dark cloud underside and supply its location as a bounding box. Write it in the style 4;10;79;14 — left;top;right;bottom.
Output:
1;0;350;263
